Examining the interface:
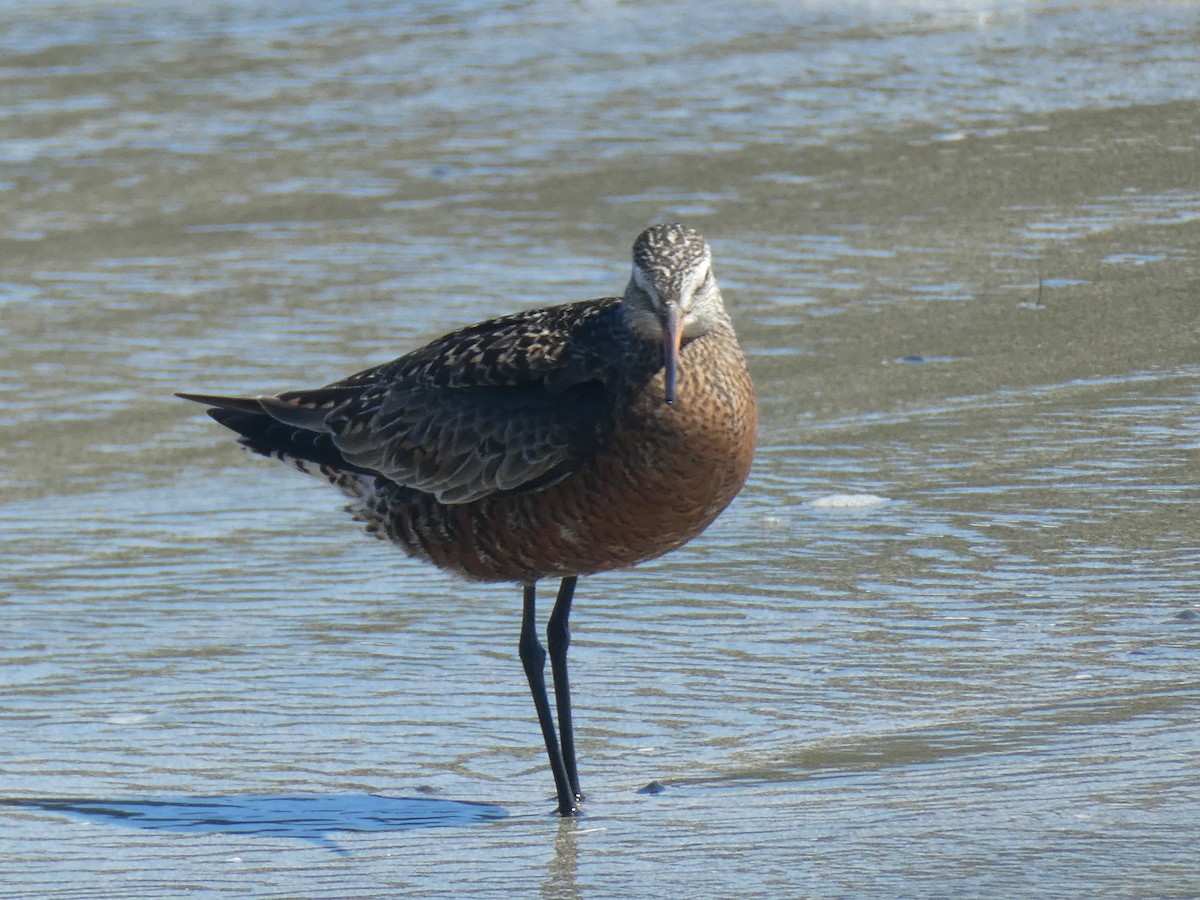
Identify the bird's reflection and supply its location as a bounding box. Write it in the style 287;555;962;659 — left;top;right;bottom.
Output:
543;815;582;900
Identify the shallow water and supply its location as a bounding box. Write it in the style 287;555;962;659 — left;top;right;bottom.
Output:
2;0;1199;897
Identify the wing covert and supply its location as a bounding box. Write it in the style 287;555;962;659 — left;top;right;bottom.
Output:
267;298;622;503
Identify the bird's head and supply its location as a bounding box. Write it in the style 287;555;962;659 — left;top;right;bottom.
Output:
621;223;728;405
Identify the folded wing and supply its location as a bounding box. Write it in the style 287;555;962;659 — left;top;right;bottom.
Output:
179;299;619;504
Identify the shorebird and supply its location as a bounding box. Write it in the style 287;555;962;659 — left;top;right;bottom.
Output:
178;223;757;816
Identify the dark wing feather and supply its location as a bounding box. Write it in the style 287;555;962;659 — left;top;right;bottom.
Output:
183;298;622;504
176;392;379;477
330;379;607;502
320;299;620;502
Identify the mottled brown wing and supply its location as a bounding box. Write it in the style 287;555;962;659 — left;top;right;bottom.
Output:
273;299;621;504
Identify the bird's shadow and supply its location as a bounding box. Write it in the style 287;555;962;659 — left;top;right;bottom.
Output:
3;792;508;855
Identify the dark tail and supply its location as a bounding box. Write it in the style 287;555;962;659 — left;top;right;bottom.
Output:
176;392;379;477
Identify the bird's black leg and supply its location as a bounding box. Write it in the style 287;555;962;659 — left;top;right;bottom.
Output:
547;575;581;803
519;582;578;816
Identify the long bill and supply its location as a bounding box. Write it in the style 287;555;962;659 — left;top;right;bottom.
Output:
662;303;684;405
